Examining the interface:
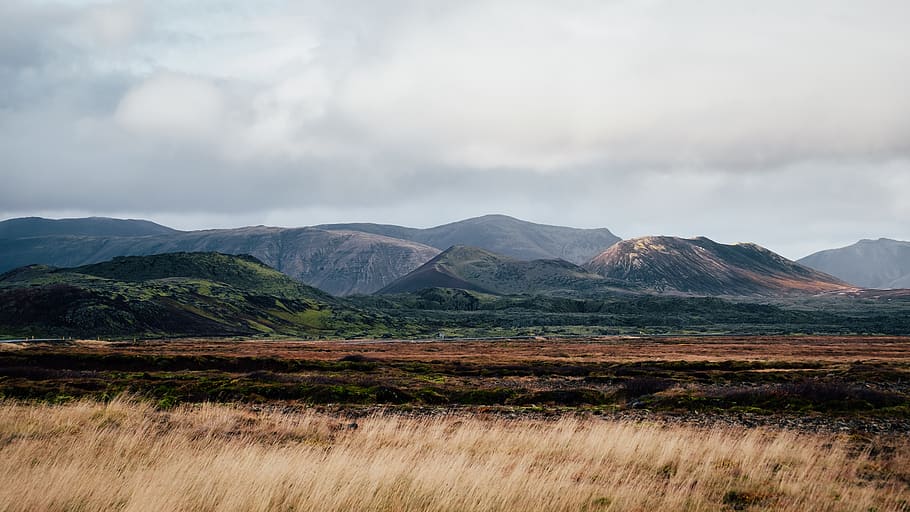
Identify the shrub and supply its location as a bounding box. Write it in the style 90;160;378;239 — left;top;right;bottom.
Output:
624;376;672;398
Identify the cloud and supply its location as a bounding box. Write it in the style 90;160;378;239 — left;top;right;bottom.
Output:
334;1;910;170
115;73;226;142
78;2;144;47
1;0;909;258
10;0;906;172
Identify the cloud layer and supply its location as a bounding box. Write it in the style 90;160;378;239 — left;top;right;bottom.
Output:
1;0;908;258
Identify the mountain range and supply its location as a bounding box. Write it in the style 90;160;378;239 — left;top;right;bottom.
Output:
1;215;906;298
0;215;619;295
317;214;621;264
3;250;908;339
378;237;848;297
799;238;910;289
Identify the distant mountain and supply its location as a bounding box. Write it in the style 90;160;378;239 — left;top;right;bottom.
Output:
318;214;621;264
0;214;620;294
378;245;623;296
0;216;176;238
585;236;849;296
0;253;388;338
0;221;440;295
798;238;910;289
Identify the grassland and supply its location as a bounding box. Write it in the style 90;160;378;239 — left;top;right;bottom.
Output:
1;397;908;512
1;336;908;426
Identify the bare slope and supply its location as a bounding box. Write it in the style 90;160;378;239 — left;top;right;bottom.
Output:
585;236;849;296
799;238;910;289
318;214;621;264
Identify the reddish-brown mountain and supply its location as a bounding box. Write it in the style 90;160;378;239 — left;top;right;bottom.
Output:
585;236;850;296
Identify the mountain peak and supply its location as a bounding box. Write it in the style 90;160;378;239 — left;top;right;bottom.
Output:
799;238;910;289
433;244;511;262
586;236;847;296
317;214;620;264
467;213;520;221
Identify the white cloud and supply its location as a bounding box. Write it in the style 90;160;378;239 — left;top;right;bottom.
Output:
60;0;910;171
114;73;226;142
335;1;910;170
78;2;144;47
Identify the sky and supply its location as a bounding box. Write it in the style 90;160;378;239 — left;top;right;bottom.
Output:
1;0;908;259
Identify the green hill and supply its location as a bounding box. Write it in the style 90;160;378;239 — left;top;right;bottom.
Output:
0;253;389;338
71;253;325;298
378;245;628;296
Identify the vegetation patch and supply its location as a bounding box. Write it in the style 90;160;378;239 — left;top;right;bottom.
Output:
723;489;776;510
0;337;907;420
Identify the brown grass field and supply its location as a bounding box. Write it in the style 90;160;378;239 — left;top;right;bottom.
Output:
0;396;908;512
0;336;909;510
8;334;907;363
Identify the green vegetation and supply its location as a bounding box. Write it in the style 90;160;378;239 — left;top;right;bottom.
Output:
351;287;910;336
378;245;627;295
0;253;395;338
73;252;320;297
1;346;907;418
2;251;910;340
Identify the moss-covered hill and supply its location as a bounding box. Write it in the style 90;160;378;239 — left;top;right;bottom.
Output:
378;245;630;296
0;253;391;338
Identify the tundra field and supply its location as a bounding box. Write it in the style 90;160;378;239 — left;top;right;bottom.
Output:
2;336;909;425
1;336;909;511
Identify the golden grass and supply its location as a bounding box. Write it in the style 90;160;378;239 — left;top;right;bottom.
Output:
0;398;907;511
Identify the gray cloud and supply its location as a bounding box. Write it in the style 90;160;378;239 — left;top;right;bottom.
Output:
1;0;909;259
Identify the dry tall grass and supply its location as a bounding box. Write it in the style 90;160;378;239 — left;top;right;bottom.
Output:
0;398;907;511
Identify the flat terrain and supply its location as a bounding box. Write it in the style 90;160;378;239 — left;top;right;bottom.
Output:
49;334;908;363
1;336;908;432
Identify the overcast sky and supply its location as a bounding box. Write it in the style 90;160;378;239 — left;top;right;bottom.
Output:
2;0;908;259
